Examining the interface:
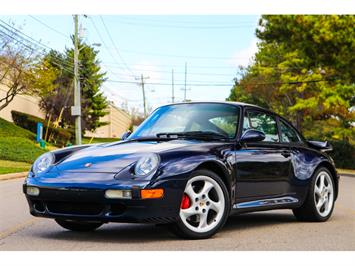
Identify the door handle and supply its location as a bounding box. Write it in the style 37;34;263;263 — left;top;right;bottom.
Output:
281;151;291;158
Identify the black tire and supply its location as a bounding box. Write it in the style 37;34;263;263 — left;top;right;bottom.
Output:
169;169;230;239
293;167;335;222
55;219;103;232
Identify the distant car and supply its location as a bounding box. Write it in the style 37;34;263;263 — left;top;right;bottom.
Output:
23;102;339;239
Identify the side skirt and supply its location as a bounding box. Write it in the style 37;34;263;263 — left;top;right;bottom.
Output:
232;196;299;210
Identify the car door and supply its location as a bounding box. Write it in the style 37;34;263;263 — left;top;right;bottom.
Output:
235;108;292;200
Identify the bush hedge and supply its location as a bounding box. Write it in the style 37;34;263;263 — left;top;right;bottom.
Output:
328;140;355;170
0;117;35;140
11;110;72;147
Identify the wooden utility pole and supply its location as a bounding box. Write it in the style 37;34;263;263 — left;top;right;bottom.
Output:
136;74;149;117
72;14;82;145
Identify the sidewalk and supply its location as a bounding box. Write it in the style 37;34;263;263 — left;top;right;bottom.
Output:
0;171;28;181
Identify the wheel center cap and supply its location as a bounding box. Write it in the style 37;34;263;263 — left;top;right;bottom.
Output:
199;201;205;207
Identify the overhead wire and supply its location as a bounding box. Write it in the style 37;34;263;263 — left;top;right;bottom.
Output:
0;19;75;72
98;16;136;77
28;15;71;40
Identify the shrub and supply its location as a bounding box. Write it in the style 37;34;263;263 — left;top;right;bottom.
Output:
328;140;355;170
11;110;71;147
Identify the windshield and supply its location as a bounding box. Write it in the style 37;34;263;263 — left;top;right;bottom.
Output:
129;103;240;140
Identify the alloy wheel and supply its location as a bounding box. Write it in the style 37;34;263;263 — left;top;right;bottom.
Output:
314;171;334;217
179;175;225;233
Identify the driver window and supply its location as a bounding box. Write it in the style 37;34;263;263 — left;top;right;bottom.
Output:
243;111;279;142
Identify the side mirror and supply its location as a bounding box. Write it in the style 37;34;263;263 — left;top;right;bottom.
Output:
121;130;132;140
240;129;265;143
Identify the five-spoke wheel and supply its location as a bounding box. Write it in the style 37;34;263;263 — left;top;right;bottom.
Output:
170;169;230;239
293;167;335;222
314;171;334;217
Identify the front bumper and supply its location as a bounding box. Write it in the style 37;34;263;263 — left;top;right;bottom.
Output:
23;175;188;224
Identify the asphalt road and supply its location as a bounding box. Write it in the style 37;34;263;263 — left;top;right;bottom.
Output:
1;176;354;251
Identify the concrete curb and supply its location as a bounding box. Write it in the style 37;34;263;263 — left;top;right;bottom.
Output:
0;172;28;181
339;173;355;178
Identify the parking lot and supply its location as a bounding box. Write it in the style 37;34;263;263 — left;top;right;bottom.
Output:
1;176;354;251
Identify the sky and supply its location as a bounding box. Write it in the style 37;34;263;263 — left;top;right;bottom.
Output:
0;15;260;113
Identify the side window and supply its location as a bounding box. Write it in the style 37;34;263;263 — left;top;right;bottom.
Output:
243;111;279;142
280;120;301;143
209;116;238;138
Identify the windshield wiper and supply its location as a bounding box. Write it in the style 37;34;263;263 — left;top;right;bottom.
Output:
156;131;229;141
125;136;175;142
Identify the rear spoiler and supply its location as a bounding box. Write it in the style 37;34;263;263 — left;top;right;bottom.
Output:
307;140;333;152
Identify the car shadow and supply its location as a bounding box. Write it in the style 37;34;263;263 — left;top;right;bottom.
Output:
36;210;297;244
223;210;297;232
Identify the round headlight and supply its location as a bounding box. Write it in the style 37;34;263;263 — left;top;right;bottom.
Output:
134;153;160;177
32;152;54;175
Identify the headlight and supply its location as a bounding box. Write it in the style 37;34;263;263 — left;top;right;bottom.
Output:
32;152;55;175
134;153;160;177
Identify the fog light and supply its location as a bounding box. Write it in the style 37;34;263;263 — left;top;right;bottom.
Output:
141;188;164;199
105;189;132;199
26;186;40;196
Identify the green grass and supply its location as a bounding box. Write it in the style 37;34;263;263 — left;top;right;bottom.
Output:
0;137;47;164
82;136;119;144
0;117;35;140
0;117;49;164
0;160;31;174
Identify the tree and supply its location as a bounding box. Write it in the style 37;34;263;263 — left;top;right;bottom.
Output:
0;28;57;111
227;15;355;142
39;39;108;133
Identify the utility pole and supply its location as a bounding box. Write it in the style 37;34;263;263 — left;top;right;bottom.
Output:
71;14;82;145
184;62;187;102
136;74;149;117
171;69;175;103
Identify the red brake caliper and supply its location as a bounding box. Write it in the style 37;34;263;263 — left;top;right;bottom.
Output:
180;193;191;209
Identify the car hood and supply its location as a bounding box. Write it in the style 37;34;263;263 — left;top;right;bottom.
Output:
54;140;199;173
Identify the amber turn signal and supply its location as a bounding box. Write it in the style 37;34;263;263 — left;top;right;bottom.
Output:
140;188;164;199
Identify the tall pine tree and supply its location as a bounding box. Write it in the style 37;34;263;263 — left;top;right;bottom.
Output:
40;39;108;133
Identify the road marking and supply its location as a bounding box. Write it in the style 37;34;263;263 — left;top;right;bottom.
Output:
0;218;37;240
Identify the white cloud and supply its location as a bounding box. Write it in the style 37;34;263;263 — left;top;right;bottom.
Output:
231;38;259;68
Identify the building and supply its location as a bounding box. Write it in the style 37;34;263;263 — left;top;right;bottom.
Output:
0;84;131;138
85;103;131;138
0;85;45;121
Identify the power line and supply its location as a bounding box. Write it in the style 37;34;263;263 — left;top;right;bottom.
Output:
28;15;71;40
106;77;335;87
112;18;257;29
0;20;75;72
99;16;136;76
88;16;133;81
111;16;258;25
101;63;237;77
113;48;250;60
0;27;74;74
102;61;240;69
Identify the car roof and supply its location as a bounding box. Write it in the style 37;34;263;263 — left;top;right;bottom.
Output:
160;101;273;114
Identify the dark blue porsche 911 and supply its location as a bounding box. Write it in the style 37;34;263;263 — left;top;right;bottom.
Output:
23;102;339;239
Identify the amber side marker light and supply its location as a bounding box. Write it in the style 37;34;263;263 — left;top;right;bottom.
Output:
141;188;164;199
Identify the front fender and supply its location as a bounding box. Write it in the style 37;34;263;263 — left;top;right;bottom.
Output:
152;149;235;187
